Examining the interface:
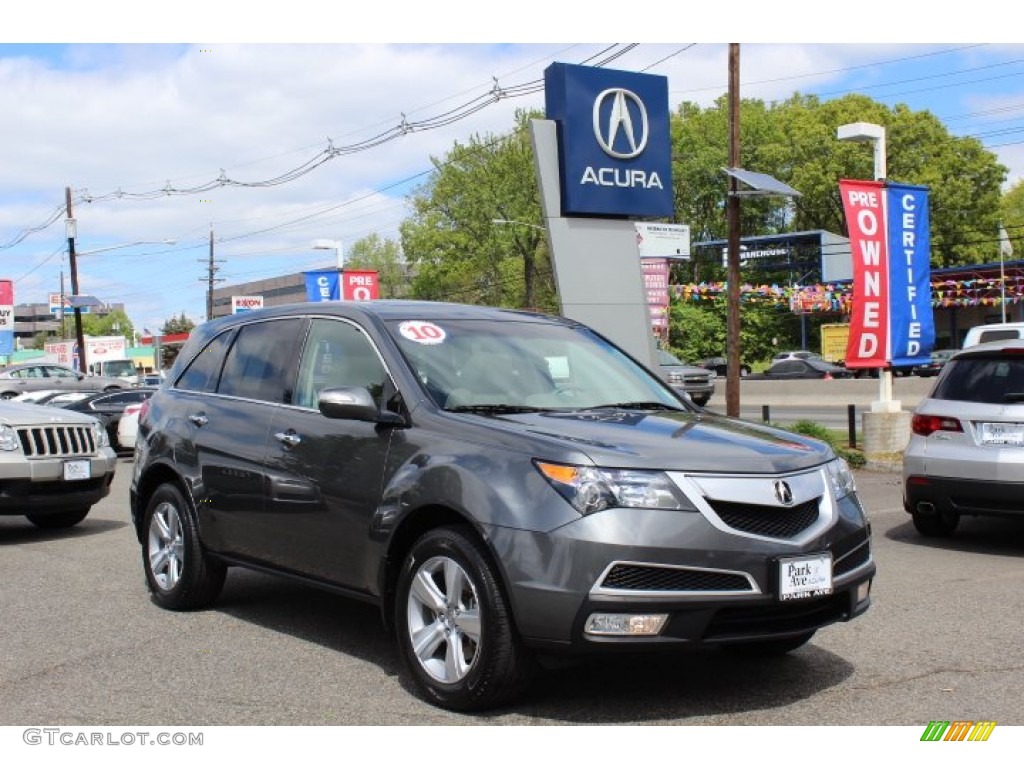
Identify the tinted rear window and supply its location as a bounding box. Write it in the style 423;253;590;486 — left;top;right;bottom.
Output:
932;356;1024;403
977;329;1023;344
218;319;305;403
175;330;235;393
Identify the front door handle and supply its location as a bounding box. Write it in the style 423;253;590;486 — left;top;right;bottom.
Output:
274;430;301;448
188;413;208;427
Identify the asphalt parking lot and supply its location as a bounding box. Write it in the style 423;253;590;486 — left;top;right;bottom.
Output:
2;457;1023;726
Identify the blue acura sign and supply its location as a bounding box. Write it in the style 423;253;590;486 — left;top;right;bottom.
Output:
545;62;674;218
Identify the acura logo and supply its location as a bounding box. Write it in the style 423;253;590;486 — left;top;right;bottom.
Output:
592;88;649;159
773;480;794;506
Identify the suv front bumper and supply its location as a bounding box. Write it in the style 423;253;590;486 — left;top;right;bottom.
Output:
0;448;117;514
486;491;874;651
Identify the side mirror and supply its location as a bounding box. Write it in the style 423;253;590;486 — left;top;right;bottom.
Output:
318;387;405;426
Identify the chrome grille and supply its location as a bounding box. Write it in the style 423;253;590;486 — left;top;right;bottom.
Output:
17;425;96;458
600;564;753;593
707;497;821;539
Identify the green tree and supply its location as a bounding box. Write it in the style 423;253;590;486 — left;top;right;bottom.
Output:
670;93;1008;272
81;308;134;344
400;109;557;312
158;313;195;370
669;295;795;367
345;234;407;299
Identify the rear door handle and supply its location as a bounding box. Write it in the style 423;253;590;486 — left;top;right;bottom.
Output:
274;430;301;448
188;413;208;427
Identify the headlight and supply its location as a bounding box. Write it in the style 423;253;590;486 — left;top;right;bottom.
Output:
535;461;698;515
826;457;856;500
92;421;109;449
0;424;19;452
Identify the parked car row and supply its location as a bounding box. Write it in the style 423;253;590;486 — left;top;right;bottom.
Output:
691;349;953;381
10;386;156;451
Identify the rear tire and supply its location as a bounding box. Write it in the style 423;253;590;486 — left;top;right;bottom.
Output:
142;483;225;610
912;510;960;537
27;508;90;529
395;526;535;711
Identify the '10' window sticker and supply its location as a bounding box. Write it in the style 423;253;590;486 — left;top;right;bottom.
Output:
399;321;447;345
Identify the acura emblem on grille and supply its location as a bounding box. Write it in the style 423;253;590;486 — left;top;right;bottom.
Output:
773;480;794;505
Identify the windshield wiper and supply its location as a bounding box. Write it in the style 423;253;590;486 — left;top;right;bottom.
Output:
1003;392;1024;402
446;404;554;414
586;401;685;411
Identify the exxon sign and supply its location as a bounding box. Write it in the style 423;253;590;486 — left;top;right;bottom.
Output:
231;295;264;314
545;62;673;218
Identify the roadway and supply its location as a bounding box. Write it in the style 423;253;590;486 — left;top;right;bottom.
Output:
703;376;936;431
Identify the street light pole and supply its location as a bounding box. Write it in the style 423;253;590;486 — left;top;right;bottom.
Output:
837;122;897;413
312;239;344;271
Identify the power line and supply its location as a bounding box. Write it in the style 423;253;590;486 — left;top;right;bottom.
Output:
0;45;644;251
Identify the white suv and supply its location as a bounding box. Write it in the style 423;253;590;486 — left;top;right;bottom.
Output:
903;339;1024;536
0;400;117;528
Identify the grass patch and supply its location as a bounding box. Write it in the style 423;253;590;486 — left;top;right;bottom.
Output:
780;419;867;468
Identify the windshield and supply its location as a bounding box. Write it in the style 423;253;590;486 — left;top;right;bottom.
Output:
102;360;136;378
387;318;684;412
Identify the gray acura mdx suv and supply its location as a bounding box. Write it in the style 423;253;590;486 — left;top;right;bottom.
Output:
130;301;875;710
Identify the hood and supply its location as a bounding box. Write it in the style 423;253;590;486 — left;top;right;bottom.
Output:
0;400;100;428
479;408;832;474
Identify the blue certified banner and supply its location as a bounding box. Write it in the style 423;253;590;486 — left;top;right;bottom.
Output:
304;270;340;302
886;183;934;366
545;63;673;218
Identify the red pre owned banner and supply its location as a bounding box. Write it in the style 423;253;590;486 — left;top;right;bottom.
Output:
839;180;889;368
341;270;380;301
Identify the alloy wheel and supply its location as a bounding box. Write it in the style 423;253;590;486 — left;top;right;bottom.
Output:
405;555;482;684
147;501;184;591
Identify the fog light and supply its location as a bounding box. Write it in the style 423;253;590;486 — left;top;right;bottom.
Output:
584;613;668;637
856;580;871;603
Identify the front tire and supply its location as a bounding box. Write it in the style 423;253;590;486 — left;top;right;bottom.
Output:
142;483;225;610
395;526;534;711
27;508;90;529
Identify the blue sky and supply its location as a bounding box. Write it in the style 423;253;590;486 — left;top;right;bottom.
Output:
2;6;1023;334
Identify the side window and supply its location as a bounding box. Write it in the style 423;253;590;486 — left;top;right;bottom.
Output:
175;330;235;393
294;319;387;410
47;366;77;380
102;392;136;406
218;319;305;403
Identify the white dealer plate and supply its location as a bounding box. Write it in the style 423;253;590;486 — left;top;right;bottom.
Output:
778;553;833;601
980;422;1024;446
63;459;90;481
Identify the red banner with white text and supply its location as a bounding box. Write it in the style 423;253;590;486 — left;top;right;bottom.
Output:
341;270;380;301
839;180;889;368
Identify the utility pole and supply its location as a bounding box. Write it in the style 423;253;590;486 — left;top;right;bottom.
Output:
726;44;742;418
65;186;87;374
201;224;224;321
